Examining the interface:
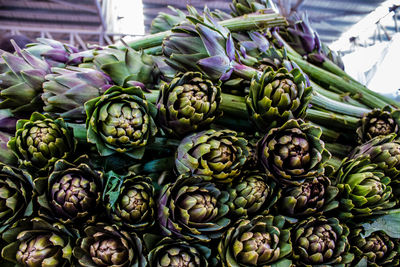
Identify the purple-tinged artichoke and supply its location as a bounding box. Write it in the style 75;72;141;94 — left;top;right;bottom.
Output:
218;215;292;266
156;71;222;137
104;172;156;231
158;176;230;242
176;129;250;184
257;119;330;186
73;223;146;266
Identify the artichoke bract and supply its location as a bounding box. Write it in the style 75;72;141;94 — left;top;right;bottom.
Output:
0;131;17;166
0;41;50;114
230;0;274;17
278;175;339;218
158;176;230;242
292;216;354;266
176;129;250;184
0;163;33;233
104;173;156;231
227;171;281;218
218;215;292;266
42;66;113;121
150;6;186;34
246;66;312;131
357;107;400;143
35;155;103;225
1;217;74;267
351;227;400;267
25;38;81;68
85;85;157;159
333;157;396;220
257;119;330;185
8;112;76;174
156;71;222;137
73;223;146;266
148;237;211;267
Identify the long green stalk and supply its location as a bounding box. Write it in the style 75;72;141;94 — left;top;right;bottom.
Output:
118;13;287;51
305;109;359;130
325;142;353;158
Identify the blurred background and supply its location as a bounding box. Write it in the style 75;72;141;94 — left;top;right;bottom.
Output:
0;0;399;95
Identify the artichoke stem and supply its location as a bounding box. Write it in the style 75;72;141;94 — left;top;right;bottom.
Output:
213;116;252;132
325;142;353;158
219;93;248;119
326;156;343;170
66;123;87;142
120;13;288;51
131;157;175;174
309;122;341;142
305;108;359;130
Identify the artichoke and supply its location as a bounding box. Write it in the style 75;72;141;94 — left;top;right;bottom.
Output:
218;215;292;266
147;237;211;267
227;171;281;218
0;163;33;233
73;223;146;266
175;129;250;184
1;217;73;266
246;66;312;131
292;216;354;266
156;71;222;137
42;66;113;121
104;173;156;231
351;226;400;267
0;131;17;166
0;41;50;114
150;6;186;34
85;46;159;89
25;38;81;68
357;107;400;143
8;112;76;174
257;119;330;185
158;176;230;242
278;175;339;218
333;157;396;220
35;155;103;224
85;85;157;159
230;0;274;17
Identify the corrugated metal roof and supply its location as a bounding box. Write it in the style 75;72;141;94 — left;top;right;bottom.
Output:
142;0;388;43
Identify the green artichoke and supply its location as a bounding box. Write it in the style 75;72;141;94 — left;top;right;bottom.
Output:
84;46;159;89
158;176;230;242
351;226;400;267
357;107;400;143
218;215;292;266
150;6;186;34
278;175;339;218
1;217;73;267
175;129;250;184
8;112;76;174
333;157;396;220
25;38;81;68
42;66;113;121
73;223;146;267
104;172;156;231
246;66;312;131
85;85;157;159
257;119;330;185
227;171;281;218
35;155;103;224
292;216;354;266
0;42;50;114
156;71;222;137
147;237;211;267
230;0;274;17
0;163;33;233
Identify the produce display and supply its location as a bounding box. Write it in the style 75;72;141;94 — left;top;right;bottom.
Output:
1;0;400;266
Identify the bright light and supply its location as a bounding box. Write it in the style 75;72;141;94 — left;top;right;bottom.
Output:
330;0;398;51
111;0;145;35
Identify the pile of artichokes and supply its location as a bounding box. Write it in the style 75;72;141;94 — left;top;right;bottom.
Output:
0;0;400;266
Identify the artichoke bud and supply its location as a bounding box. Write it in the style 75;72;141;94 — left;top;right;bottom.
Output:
8;112;76;174
73;224;147;266
85;86;157;159
218;215;292;266
158;176;231;242
357;107;400;143
227;171;280;217
279;175;339;217
176;129;250;184
105;173;156;231
247;66;312;131
292;217;354;266
157;71;222;137
258;119;330;185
